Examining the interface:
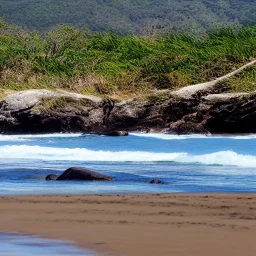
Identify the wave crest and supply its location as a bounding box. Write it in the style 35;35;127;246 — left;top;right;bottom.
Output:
0;145;256;167
131;133;256;140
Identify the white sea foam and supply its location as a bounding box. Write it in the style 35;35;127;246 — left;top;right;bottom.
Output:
130;133;209;140
1;133;256;142
0;133;83;142
0;135;29;142
131;133;256;140
1;145;256;167
231;135;256;139
0;145;183;162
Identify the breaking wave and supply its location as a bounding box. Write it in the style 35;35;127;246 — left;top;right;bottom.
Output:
0;133;83;142
1;145;256;167
1;132;256;142
131;133;256;140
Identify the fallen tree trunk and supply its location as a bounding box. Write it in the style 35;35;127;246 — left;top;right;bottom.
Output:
156;59;256;99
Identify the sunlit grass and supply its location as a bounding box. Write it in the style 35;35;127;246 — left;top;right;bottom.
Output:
1;19;256;97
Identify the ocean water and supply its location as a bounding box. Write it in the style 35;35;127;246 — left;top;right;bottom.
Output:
0;232;96;256
0;132;255;194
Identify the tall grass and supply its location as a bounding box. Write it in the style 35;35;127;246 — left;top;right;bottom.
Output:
1;19;256;98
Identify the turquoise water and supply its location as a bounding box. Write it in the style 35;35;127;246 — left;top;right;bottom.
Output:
0;233;97;255
0;133;255;194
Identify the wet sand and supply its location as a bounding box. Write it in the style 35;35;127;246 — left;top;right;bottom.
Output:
0;194;256;256
0;232;90;256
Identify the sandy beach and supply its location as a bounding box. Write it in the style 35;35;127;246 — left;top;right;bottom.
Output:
0;193;255;256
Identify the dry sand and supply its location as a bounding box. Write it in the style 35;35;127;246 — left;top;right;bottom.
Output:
0;194;256;256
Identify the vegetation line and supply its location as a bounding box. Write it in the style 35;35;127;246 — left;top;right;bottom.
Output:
1;19;256;99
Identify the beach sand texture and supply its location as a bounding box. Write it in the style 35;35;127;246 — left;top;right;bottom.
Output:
0;194;255;256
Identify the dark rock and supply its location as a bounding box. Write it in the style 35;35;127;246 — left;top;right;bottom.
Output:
45;174;59;181
102;131;129;136
1;88;256;135
201;93;256;133
56;167;112;181
0;89;104;134
150;179;163;184
168;118;207;134
132;126;151;133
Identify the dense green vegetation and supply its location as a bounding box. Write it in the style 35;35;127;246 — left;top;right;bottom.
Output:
0;19;256;98
0;0;256;34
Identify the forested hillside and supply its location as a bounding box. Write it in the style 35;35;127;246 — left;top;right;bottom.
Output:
0;0;256;34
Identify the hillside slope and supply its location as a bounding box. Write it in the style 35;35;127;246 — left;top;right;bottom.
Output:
0;0;256;33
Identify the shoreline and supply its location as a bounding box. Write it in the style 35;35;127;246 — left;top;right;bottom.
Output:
2;131;256;137
1;193;256;256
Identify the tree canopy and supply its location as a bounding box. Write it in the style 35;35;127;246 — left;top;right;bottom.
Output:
0;0;256;34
